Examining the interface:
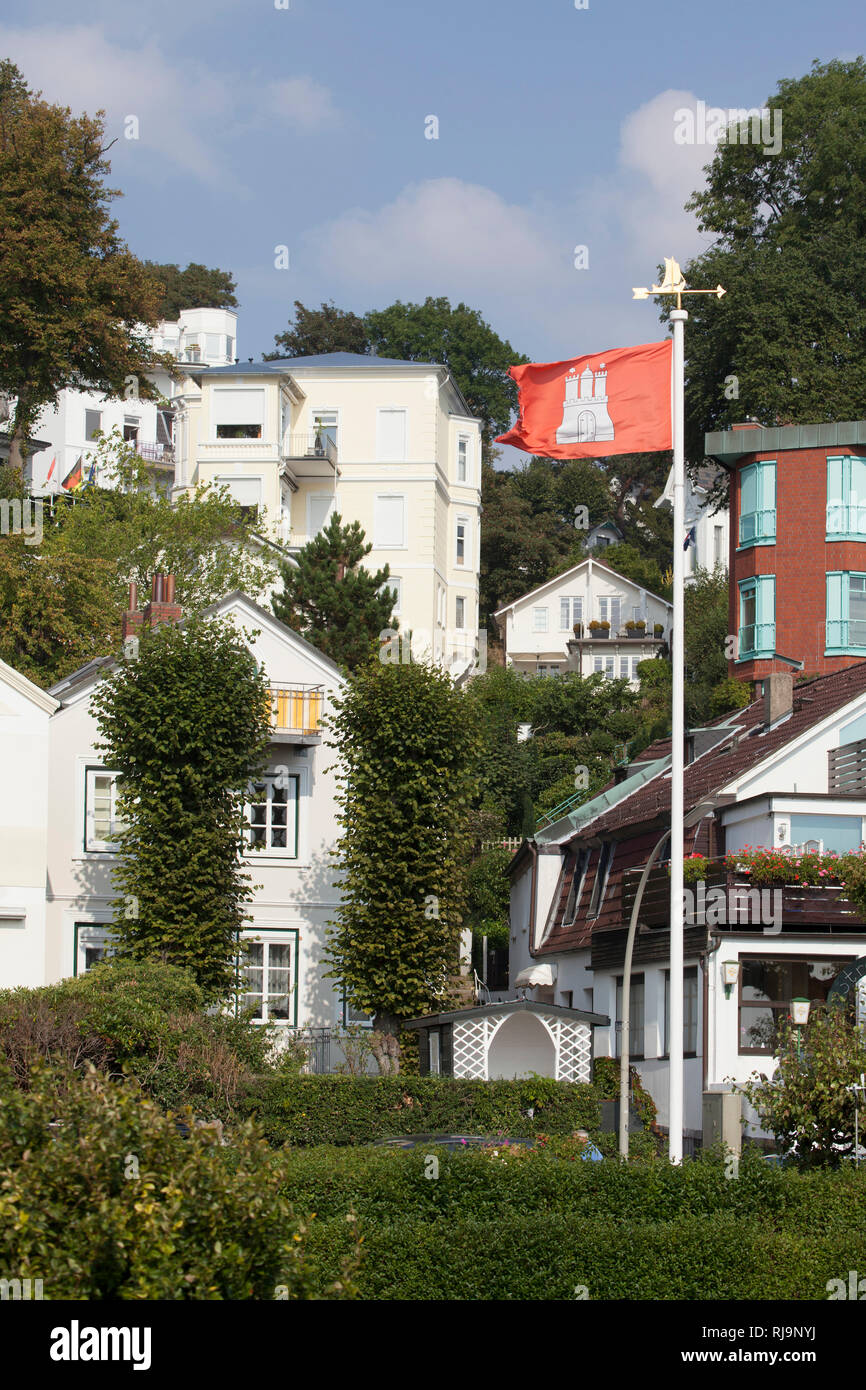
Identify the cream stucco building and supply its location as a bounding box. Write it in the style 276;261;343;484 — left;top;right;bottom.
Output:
172;351;482;670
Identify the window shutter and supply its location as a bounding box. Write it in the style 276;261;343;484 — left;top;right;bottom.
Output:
374;495;406;547
211;389;265;427
827;571;845;647
377;409;407;461
308;495;333;536
218;476;262;507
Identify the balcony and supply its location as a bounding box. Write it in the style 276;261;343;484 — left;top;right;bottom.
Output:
269;685;324;744
135;441;175;469
282;432;338;482
621;860;866;933
738;622;775;658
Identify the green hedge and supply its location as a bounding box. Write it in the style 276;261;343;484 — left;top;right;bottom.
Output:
243;1075;601;1146
301;1210;866;1300
270;1146;866;1299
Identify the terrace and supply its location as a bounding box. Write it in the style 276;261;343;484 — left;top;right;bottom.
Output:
620;856;866;933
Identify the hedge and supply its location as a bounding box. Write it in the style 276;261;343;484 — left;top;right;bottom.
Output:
270;1147;866;1299
299;1210;866;1300
242;1074;601;1146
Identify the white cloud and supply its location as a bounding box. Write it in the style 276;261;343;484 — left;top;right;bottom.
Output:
311;177;563;300
0;24;230;185
264;77;340;131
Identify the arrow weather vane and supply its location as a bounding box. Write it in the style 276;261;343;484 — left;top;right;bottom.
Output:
632;256;725;309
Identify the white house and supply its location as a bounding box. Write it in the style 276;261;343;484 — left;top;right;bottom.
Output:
24;308;238;496
656;462;729;582
42;589;351;1033
494;556;672;685
172;351;482;670
0;659;57;988
508;666;866;1143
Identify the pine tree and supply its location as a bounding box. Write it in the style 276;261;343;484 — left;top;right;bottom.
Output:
272;513;397;671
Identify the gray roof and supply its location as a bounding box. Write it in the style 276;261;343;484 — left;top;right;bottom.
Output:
705;420;866;464
197;352;442;377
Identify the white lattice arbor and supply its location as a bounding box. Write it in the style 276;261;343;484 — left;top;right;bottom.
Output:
449;1006;593;1081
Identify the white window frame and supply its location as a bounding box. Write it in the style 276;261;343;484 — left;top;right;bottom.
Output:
374;493;407;549
341;990;373;1029
309;408;339;453
244;771;301;859
376;407;408;462
455;595;466;630
238;931;298;1026
211;388;266;441
560;596;582;630
457;434;470;483
84;768;124;853
73;923;114;977
456;515;470;567
84;409;102;442
532;607;549;633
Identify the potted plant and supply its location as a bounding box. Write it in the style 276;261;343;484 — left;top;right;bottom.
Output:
572;621;583;638
653;623;664;637
625;619;646;635
588;619;610;638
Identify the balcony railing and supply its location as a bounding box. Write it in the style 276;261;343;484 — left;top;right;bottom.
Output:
135;441;175;465
270;685;323;737
621;861;866;932
739;508;776;544
283;432;337;466
826;618;866;650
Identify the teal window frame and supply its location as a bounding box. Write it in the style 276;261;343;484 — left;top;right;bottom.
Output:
737;575;775;659
826;571;866;654
738;460;776;547
826;456;866;541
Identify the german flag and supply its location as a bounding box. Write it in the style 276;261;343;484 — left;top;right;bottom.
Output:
61;456;84;491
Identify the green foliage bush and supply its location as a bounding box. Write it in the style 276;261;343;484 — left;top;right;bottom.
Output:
0;960;275;1119
272;1144;866;1299
243;1075;601;1146
0;1059;357;1299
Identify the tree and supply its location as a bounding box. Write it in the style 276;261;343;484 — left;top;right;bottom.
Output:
0;62;169;472
91;616;272;999
326;659;480;1072
272;513;396;670
365;297;528;456
0;431;280;687
665;59;866;464
600;542;671;601
740;1004;866;1168
480;461;574;622
141;261;238;320
266;300;370;360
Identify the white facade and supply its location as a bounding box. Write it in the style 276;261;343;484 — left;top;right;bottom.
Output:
24;308;238;495
41;593;349;1031
173;353;482;671
494;556;672;685
657;464;729;582
0;660;57;988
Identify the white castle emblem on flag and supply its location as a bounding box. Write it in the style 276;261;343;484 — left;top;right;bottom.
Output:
555;363;615;445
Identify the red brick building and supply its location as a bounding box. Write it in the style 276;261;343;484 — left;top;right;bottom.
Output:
705;420;866;682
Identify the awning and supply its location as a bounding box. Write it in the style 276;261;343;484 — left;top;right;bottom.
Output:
515;963;557;988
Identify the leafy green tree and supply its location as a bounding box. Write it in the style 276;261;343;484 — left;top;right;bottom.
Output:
600;541;671;600
481;461;573;621
0;541;118;687
272;512;396;670
740;1004;866;1168
666;58;866;463
0;62;169;472
365;297;528;456
266;300;370;359
141;261;238;320
326;660;480;1072
91;616;272;999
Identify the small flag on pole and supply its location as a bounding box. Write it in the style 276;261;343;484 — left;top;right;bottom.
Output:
495;340;673;459
45;455;57;486
684;525;696;551
61;456;84;492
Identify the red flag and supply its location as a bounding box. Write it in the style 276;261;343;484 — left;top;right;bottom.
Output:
45;455;57;484
496;340;672;459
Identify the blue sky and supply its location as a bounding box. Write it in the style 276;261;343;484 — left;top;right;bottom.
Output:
2;0;863;375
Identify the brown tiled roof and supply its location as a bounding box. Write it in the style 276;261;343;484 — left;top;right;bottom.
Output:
534;662;866;959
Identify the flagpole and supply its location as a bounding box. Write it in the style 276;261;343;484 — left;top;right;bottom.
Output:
669;307;687;1165
632;258;725;1166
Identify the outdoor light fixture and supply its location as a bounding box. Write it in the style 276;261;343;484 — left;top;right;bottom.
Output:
791;997;811;1027
722;960;740;999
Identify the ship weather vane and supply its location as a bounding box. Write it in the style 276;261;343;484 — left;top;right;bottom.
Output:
632;256;726;309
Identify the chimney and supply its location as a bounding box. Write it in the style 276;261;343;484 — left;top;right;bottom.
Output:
121;581;143;641
123;572;183;636
763;672;793;728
